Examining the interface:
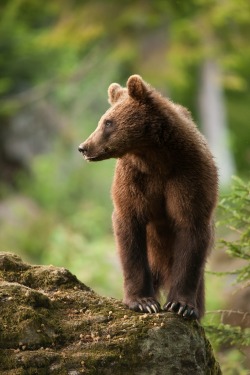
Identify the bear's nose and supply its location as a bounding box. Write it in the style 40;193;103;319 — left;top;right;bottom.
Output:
78;144;87;154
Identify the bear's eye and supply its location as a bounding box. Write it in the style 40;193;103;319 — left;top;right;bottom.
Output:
105;120;113;128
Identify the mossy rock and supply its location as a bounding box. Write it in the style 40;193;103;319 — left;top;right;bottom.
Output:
0;252;221;374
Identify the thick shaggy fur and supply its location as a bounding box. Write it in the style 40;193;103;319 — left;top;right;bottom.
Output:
78;75;218;319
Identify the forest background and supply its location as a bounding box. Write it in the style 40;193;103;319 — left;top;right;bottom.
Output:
0;1;250;373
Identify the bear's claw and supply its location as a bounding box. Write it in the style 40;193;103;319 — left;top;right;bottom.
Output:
164;301;198;319
127;298;161;314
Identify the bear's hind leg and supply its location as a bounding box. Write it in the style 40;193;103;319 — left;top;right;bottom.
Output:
196;275;205;318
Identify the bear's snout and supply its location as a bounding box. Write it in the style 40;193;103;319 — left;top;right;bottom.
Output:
78;144;88;154
78;142;102;161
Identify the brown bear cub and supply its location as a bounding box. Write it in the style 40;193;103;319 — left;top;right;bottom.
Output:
78;75;218;320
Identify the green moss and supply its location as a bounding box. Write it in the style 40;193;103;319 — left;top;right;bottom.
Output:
0;252;221;374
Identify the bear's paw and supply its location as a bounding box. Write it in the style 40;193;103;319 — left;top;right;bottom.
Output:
125;297;161;314
164;301;198;320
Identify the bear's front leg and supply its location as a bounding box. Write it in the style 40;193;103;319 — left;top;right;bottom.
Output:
112;211;160;314
163;225;211;320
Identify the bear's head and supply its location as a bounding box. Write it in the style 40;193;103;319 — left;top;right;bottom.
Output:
78;75;156;161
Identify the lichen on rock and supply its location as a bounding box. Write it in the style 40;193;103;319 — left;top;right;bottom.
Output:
0;252;221;374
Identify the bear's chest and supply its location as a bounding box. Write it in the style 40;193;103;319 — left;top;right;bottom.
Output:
113;158;168;221
130;170;166;220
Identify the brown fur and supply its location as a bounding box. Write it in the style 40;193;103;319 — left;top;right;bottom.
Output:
78;75;218;319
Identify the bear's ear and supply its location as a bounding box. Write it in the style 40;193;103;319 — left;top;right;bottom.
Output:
127;75;149;102
108;83;124;105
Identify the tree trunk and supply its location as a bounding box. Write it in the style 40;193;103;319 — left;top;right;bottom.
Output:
199;59;236;186
0;252;221;375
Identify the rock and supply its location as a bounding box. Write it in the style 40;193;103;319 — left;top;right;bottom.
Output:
0;252;221;374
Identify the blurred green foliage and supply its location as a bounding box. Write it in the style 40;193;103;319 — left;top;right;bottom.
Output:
0;0;250;372
1;0;250;169
219;177;250;283
205;177;250;373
